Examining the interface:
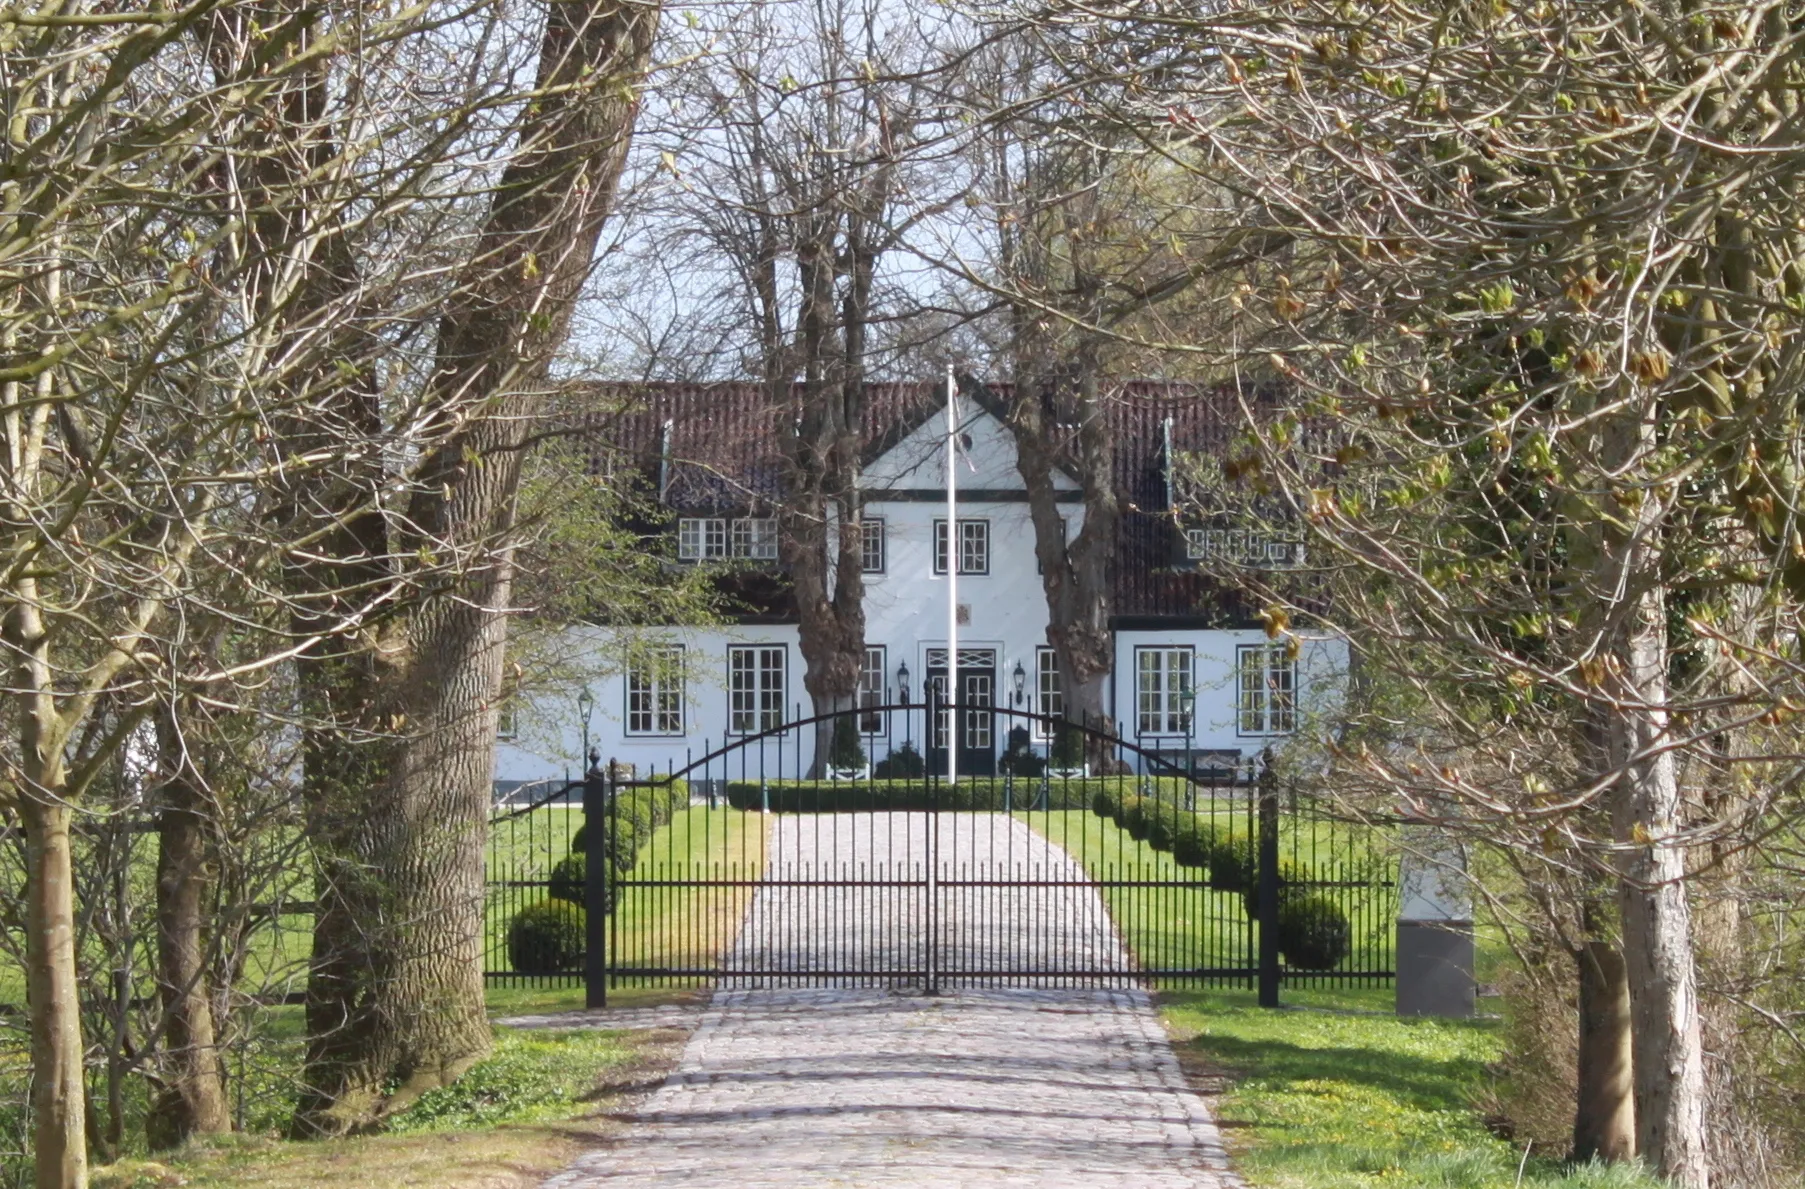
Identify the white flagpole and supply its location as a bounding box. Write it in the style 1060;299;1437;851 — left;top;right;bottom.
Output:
945;364;958;787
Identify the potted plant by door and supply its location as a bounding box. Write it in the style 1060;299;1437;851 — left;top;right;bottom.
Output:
827;714;868;780
1049;721;1087;778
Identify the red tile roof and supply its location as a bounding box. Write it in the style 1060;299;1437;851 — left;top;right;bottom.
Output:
566;380;1259;624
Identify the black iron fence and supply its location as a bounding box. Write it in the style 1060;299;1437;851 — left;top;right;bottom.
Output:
482;698;1397;1005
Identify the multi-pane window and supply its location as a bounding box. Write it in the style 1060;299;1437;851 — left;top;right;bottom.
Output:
1136;647;1194;736
728;645;786;734
626;645;685;736
1238;644;1297;735
860;518;886;574
678;518;728;561
732;517;779;559
1186;527;1303;568
678;517;777;561
932;518;990;575
859;646;886;733
1033;646;1064;739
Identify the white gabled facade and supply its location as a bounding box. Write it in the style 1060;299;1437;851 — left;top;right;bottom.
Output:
493;392;1345;796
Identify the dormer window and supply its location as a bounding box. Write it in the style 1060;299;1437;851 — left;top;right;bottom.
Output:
678;517;778;562
678;518;728;561
1185;527;1302;568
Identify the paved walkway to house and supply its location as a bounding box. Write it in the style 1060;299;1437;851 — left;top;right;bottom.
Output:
527;812;1240;1188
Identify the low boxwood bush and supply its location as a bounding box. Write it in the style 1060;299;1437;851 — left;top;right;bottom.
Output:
568;779;688;854
1276;892;1351;970
871;740;926;778
507;899;585;974
1091;787;1120;820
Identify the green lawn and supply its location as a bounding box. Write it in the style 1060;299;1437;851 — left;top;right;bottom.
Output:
1022;807;1398;985
1160;989;1655;1189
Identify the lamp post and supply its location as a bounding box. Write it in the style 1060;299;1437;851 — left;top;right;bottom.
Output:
577;686;594;776
1179;686;1197;810
896;661;912;744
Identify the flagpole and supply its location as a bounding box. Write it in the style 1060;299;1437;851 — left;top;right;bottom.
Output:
945;364;958;788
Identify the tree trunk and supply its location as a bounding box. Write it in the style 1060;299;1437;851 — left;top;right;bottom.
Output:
147;715;231;1150
1607;588;1709;1189
291;0;659;1135
22;795;85;1189
1573;939;1635;1162
994;352;1123;772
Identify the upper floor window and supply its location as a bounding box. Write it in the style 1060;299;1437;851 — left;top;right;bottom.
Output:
626;645;685;736
860;518;886;574
733;517;779;560
679;516;778;562
1186;527;1303;568
728;645;786;734
1238;643;1296;735
678;517;727;561
859;645;886;733
1033;646;1064;740
933;518;990;575
1136;647;1193;736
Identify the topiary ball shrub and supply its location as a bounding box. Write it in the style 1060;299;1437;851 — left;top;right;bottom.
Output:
1091;787;1120;820
507;899;586;975
1117;795;1153;841
1143;803;1181;853
1169;817;1216;867
1208;834;1256;893
549;852;584;903
1276;893;1351;970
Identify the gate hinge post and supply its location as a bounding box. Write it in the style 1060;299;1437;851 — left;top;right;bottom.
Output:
583;767;607;1009
1257;749;1281;1008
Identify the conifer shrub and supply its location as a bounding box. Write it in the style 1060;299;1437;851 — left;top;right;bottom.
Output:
828;715;867;773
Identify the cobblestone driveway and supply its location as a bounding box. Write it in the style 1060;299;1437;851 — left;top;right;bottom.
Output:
538;812;1240;1188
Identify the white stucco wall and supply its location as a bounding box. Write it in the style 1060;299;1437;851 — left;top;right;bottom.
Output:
491;397;1350;795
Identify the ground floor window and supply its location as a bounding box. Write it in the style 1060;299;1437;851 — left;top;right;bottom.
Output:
860;646;886;733
626;645;685;736
1238;643;1296;735
728;645;786;734
1136;647;1193;736
1033;646;1063;739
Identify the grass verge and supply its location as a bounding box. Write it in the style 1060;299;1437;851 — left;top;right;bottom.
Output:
1159;989;1659;1189
90;1024;684;1189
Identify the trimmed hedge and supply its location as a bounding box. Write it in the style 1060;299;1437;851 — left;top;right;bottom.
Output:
507;899;585;974
722;777;1189;814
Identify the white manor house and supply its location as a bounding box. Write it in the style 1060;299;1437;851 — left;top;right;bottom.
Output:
492;380;1345;795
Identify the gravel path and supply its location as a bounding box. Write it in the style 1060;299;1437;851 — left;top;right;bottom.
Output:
536;812;1240;1188
727;811;1133;986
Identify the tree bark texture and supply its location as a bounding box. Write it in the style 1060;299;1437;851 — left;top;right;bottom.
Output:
1607;584;1709;1188
148;717;230;1150
1573;940;1635;1163
22;796;85;1189
291;0;659;1134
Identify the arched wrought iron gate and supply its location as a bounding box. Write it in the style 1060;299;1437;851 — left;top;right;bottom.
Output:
484;698;1397;1006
